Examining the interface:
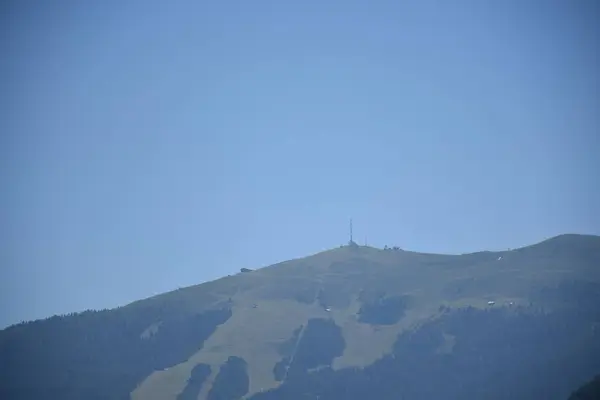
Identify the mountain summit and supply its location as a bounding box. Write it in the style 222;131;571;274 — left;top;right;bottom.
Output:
2;234;600;400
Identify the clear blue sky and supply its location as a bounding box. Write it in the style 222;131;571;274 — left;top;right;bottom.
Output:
1;0;598;328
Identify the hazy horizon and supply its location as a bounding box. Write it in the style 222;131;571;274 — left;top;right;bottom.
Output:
2;0;599;328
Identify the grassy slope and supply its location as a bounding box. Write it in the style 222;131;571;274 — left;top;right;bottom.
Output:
131;234;600;399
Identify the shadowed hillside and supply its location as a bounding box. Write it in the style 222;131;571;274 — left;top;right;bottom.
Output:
568;374;600;400
1;234;599;400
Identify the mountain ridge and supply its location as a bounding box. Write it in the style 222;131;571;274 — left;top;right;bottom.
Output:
1;233;599;400
129;233;600;306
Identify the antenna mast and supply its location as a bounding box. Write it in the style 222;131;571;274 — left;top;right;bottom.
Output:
350;218;353;244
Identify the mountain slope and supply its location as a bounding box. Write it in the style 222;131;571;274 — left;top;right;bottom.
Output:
568;374;600;400
1;234;599;400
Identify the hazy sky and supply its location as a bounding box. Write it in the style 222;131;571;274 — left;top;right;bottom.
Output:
1;0;598;328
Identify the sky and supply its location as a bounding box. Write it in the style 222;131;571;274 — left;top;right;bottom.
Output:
1;0;598;328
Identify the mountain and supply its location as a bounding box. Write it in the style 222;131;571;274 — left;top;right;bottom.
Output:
1;234;600;400
568;374;600;400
